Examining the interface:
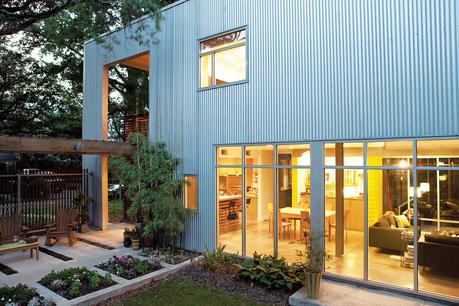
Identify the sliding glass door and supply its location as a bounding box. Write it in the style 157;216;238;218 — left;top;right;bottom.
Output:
322;139;459;299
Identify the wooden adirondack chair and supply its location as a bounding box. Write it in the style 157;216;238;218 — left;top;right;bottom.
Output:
45;208;78;247
0;213;29;244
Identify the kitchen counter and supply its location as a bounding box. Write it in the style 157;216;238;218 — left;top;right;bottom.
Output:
219;195;242;201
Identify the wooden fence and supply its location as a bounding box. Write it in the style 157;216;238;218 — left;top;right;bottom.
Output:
0;169;90;231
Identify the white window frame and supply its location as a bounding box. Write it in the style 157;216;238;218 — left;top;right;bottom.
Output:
198;27;248;90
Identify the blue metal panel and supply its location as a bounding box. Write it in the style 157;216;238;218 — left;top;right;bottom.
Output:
84;0;459;251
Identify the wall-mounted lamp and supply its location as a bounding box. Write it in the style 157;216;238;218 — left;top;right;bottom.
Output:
420;182;430;193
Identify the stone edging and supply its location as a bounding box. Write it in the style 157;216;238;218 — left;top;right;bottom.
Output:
29;255;202;306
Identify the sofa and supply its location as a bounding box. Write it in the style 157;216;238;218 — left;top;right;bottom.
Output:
369;226;412;252
369;211;418;252
418;231;459;273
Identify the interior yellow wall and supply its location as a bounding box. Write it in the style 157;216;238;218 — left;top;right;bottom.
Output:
292;157;298;207
368;156;383;226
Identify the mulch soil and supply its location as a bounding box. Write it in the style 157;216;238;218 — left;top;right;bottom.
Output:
97;265;290;306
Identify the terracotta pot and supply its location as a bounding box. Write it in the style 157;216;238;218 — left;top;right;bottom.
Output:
305;272;322;299
132;238;140;250
142;236;153;248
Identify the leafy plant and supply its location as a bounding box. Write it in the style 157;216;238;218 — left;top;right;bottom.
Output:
111;133;190;249
294;231;332;273
200;245;238;274
68;281;81;298
74;193;92;225
235;253;303;291
0;284;45;306
39;267;114;299
89;273;100;290
96;255;161;280
104;273;113;285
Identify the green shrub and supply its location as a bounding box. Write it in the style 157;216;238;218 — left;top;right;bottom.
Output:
39;267;114;299
68;281;81;298
0;284;42;306
89;273;100;290
235;252;304;291
201;245;238;274
104;273;113;285
111;134;190;249
96;255;161;280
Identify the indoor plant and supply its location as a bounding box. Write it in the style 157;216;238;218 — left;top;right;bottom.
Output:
295;231;331;299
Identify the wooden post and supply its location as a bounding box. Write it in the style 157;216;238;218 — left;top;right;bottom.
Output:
335;144;344;257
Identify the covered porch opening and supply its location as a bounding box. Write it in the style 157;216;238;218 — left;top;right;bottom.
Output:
83;50;151;230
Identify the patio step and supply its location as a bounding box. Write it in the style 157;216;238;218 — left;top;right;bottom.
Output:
289;280;444;306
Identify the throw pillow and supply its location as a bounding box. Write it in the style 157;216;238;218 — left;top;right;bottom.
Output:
384;211;397;227
376;215;391;228
394;214;410;228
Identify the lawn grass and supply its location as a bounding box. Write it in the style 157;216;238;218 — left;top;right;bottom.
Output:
108;199;124;223
110;277;266;306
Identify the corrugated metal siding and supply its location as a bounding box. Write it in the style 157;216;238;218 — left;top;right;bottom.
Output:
156;0;459;251
84;0;459;251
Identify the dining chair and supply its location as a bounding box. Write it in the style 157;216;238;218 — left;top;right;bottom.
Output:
329;210;350;242
267;202;291;239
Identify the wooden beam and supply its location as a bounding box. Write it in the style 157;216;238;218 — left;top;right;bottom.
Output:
0;136;134;156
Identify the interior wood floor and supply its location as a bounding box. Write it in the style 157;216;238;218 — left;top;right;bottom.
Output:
219;221;459;299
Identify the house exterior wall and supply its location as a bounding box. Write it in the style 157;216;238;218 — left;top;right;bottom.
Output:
83;0;459;249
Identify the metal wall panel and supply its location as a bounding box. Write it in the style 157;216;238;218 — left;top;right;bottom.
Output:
84;0;459;251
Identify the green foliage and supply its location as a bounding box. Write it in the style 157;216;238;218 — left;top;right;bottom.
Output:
235;253;304;291
96;255;161;280
89;273;100;290
0;284;42;306
109;277;263;306
1;0;176;139
68;281;81;298
39;267;114;299
200;245;238;274
104;273;113;285
294;231;332;273
111;133;190;248
74;193;92;224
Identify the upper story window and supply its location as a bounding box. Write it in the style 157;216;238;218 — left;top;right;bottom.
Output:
199;29;247;88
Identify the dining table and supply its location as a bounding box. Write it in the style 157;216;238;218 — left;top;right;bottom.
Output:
279;207;336;239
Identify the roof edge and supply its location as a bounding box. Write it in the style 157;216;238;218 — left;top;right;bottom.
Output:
84;0;189;46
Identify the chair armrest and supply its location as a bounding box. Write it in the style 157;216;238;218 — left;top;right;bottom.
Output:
45;223;56;228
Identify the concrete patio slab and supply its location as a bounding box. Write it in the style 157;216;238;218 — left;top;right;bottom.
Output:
289;280;445;306
0;223;130;286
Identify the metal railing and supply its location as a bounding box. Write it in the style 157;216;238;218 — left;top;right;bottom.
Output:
0;169;90;231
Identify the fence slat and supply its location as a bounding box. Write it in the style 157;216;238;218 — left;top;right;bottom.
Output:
0;170;91;231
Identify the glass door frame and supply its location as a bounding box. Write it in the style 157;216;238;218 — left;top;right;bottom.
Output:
215;143;311;257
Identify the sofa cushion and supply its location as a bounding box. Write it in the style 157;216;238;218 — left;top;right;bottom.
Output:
384;211;397;227
394;214;410;228
425;231;459;246
375;215;391;228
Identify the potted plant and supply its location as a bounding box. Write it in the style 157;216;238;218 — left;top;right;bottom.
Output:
142;226;154;249
74;193;92;233
131;227;141;250
295;231;331;300
123;227;134;247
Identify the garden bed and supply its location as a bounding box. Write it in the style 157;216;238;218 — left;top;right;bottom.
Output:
0;284;53;306
38;267;116;300
140;248;199;265
96;255;162;280
178;265;290;305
